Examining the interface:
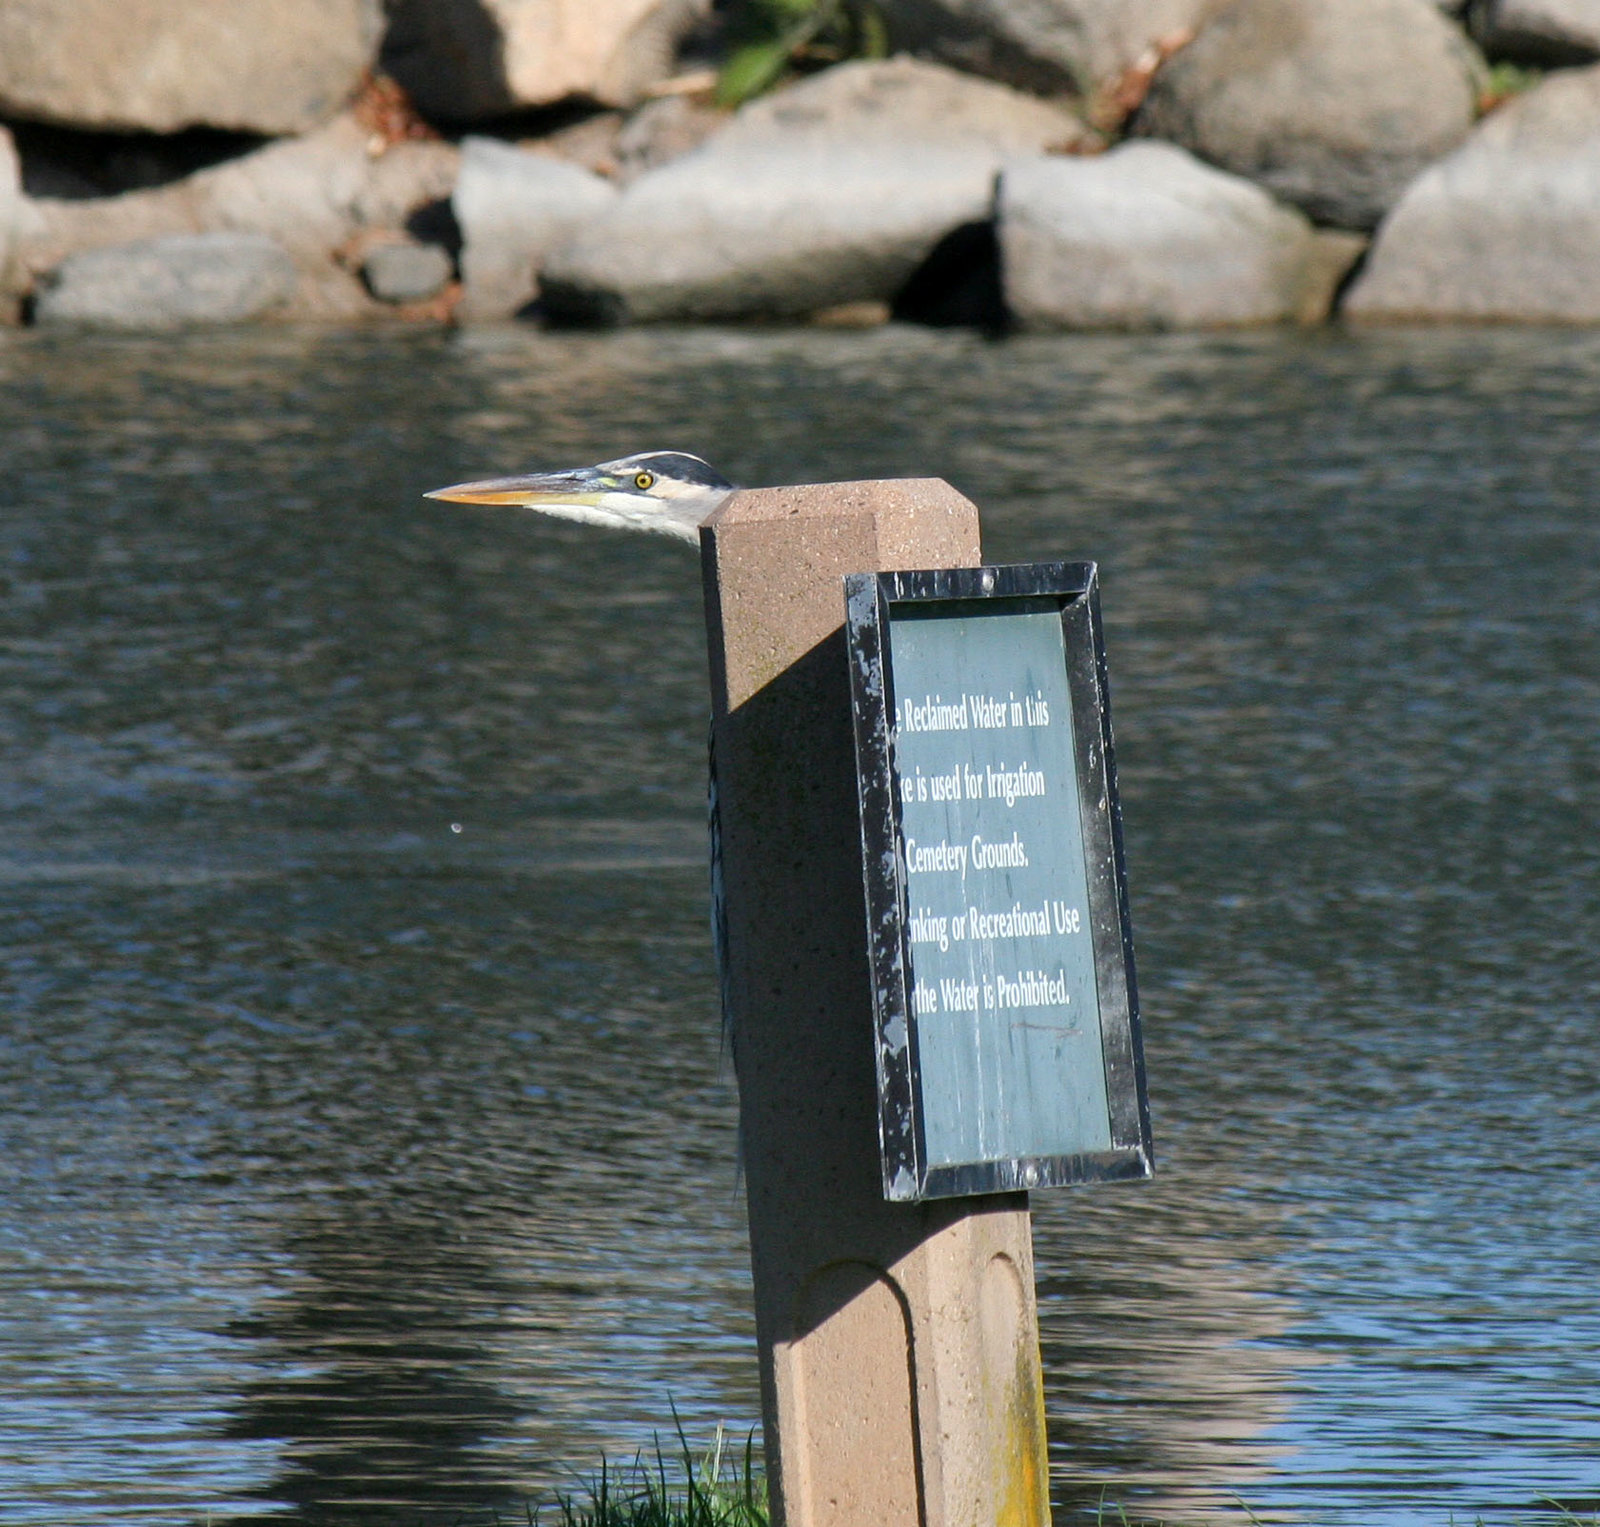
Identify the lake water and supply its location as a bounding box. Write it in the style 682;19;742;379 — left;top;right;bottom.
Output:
0;323;1595;1526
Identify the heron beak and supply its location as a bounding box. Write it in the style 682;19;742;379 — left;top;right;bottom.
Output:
424;471;608;508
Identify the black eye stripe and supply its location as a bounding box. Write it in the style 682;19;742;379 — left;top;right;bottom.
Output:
607;453;734;490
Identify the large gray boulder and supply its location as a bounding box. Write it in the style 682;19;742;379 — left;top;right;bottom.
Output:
16;116;461;321
1134;0;1487;230
453;138;618;319
999;142;1364;328
1344;64;1600;321
1469;0;1600;64
383;0;710;119
33;233;299;328
0;0;382;135
881;0;1223;97
541;58;1083;323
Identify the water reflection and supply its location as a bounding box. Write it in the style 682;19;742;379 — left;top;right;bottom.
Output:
1;324;1596;1525
223;1219;529;1524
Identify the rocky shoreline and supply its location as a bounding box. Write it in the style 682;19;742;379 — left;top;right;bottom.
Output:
3;0;1600;331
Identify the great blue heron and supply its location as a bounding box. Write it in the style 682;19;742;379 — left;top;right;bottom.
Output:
425;450;737;542
426;450;739;1058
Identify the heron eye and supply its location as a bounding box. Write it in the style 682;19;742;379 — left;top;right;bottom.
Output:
635;471;655;490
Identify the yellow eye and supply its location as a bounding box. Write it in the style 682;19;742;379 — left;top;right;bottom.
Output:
634;471;655;490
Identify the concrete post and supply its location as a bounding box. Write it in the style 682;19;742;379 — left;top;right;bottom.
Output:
700;480;1051;1527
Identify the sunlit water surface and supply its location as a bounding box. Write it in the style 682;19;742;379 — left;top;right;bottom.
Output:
0;324;1596;1526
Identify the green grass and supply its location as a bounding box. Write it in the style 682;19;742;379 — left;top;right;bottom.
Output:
714;0;889;105
524;1431;1596;1527
1481;60;1545;109
536;1423;767;1527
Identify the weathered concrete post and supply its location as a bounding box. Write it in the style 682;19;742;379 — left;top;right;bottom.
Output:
700;480;1051;1527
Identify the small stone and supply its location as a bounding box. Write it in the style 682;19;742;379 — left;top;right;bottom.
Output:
363;241;454;303
33;232;298;328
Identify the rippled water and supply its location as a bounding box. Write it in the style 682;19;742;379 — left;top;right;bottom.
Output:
1;323;1596;1526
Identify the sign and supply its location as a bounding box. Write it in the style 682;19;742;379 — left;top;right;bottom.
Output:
845;563;1152;1202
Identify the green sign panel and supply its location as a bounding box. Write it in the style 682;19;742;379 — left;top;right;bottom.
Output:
845;564;1151;1202
890;607;1112;1168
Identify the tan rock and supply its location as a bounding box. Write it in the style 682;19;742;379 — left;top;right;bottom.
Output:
18;116;460;321
732;56;1082;149
525;113;629;178
541;58;1084;323
1;128;18;258
0;0;383;135
382;0;711;120
1343;63;1600;321
453;137;617;320
615;96;727;182
351;141;465;231
999;142;1365;329
1134;0;1487;230
34;232;300;328
1;126;31;315
882;0;1223;97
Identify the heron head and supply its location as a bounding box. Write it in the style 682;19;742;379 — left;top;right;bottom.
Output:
425;451;735;543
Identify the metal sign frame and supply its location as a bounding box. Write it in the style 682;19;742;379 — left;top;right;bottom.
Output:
844;562;1152;1202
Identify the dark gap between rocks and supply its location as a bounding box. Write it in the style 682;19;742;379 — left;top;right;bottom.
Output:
1327;236;1375;318
8;121;269;199
417;96;615;140
532;280;624;328
539;221;1014;333
406;199;464;267
892;220;1009;333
